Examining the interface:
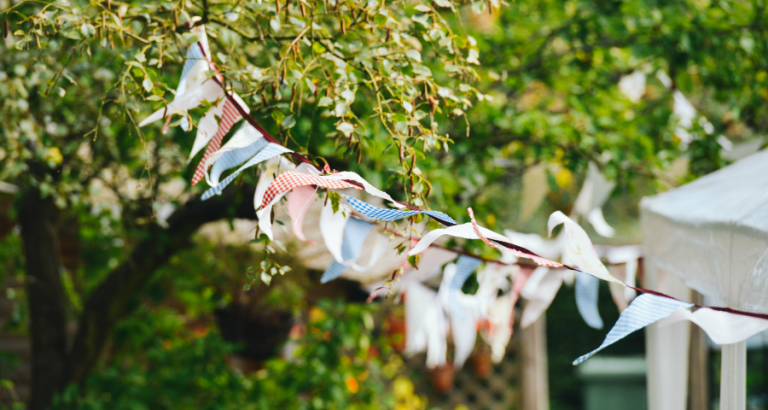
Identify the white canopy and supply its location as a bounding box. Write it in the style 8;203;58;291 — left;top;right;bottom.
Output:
641;148;768;410
641;148;768;313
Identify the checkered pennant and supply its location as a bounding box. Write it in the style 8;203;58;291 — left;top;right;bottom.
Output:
576;271;604;329
210;138;268;186
321;218;374;283
573;293;693;365
191;99;243;186
448;256;482;319
258;172;364;210
201;143;292;201
467;208;563;268
343;195;457;224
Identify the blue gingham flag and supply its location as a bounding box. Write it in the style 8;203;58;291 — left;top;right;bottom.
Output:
449;256;482;319
210;138;269;186
573;293;693;365
343;195;456;224
201;143;292;200
576;271;604;329
177;43;207;131
321;218;374;283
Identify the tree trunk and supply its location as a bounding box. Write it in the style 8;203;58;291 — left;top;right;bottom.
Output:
18;183;257;410
19;190;69;410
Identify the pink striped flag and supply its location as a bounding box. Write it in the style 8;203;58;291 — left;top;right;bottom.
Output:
191;98;242;186
467;208;564;268
286;185;317;243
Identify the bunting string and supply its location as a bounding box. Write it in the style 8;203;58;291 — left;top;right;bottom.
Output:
138;23;768;368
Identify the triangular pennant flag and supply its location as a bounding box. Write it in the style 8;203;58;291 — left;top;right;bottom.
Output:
509;266;536;329
258;172;363;211
332;171;406;209
573;294;692;365
572;162;616;237
343;195;456;224
481;292;513;363
350;234;387;272
286;185;317;243
447;256;482;319
188;93;249;165
200;143;292;200
177;25;212;131
321;218;375;283
191;97;247;186
390;248;457;294
521;269;564;328
548;211;619;283
575;271;604;329
405;282;438;354
207;127;267;186
138;60;223;128
319;200;350;264
659;307;768;345
451;292;484;368
254;157;298;240
466;208;564;268
409;220;557;268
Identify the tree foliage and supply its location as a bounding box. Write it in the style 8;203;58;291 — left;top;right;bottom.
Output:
1;0;767;407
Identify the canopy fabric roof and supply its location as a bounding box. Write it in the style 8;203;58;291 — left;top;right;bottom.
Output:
641;149;768;313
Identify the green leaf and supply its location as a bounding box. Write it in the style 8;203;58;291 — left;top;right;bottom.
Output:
142;77;153;92
312;42;327;54
407;254;420;268
282;115;296;129
80;23;95;38
270;18;281;32
260;272;272;285
271;110;286;125
329;191;341;214
374;14;388;28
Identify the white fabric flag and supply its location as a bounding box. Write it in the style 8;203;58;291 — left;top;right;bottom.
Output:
481;293;513;363
572;162;616;237
319;201;351;264
451;293;483;368
521;269;564;328
548;211;619;283
139;60;223;127
659;307;768;345
330;171;405;208
188;93;249;161
409;223;514;256
405;282;438;354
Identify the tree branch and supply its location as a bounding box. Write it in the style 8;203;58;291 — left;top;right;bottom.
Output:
67;183;259;385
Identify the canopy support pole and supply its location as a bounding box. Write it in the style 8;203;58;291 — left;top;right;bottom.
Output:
644;261;691;410
520;314;549;410
720;340;746;410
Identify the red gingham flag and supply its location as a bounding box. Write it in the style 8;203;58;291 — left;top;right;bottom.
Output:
190;98;242;186
259;171;363;210
467;208;563;268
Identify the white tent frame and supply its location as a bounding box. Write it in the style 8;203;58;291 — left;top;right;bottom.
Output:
639;150;768;410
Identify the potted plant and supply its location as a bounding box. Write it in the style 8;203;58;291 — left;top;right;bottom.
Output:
386;308;406;353
469;344;493;379
429;362;455;394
